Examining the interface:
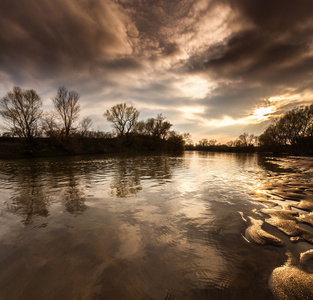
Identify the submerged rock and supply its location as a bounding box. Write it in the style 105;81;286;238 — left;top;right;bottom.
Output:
270;263;313;300
300;249;313;265
269;250;313;300
270;249;313;300
265;218;302;236
244;217;284;247
297;213;313;226
262;209;298;220
262;209;313;244
296;199;313;211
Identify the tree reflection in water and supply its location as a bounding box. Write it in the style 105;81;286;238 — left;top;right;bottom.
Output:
4;153;312;298
62;174;87;216
5;163;50;226
3;157;88;224
109;155;182;198
110;158;142;198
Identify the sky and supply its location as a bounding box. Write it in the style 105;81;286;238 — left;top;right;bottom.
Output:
1;0;313;143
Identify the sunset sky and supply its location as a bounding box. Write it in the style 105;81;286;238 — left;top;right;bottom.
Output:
1;0;313;143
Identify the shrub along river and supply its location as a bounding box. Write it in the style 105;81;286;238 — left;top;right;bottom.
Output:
0;151;313;299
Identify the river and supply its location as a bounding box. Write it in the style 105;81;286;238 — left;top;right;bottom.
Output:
0;151;312;299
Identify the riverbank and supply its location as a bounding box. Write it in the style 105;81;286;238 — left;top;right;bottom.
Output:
0;135;184;159
2;136;312;160
186;144;313;157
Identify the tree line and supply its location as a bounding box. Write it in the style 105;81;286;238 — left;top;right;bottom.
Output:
1;86;312;155
0;86;82;140
195;132;258;150
0;86;186;154
191;104;313;154
258;104;313;151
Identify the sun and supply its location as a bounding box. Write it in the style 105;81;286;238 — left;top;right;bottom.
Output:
253;106;273;121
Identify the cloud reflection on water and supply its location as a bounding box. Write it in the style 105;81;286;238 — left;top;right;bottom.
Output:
0;153;312;299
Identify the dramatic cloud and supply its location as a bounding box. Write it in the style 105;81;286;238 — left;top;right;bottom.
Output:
184;0;313;132
1;0;313;142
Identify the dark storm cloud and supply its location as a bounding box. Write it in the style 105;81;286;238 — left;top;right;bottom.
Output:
101;57;143;71
184;0;313;119
0;0;197;87
0;0;133;83
1;0;313;140
200;83;268;119
191;28;312;84
225;0;313;32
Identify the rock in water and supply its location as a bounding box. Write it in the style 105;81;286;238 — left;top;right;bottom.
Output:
269;264;313;300
244;217;284;246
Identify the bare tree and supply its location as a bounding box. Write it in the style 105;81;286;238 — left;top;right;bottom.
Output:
208;139;217;146
104;103;139;137
79;117;93;137
134;120;146;134
226;140;235;147
53;86;80;137
183;133;193;146
198;138;209;147
238;132;249;147
42;111;62;139
0;86;42;139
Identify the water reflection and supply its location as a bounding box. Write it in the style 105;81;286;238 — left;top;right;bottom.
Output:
62;173;87;216
7;185;50;226
110;155;183;198
0;152;312;299
110;158;142;198
0;154;185;224
4;162;50;226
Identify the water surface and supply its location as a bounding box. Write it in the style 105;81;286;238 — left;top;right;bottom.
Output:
0;152;312;299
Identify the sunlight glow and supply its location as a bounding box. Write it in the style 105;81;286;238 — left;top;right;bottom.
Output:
178;76;210;99
268;95;299;102
204;106;275;128
206;116;246;127
179;106;205;120
253;106;273;121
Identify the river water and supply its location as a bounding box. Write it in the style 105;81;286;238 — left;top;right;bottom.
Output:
0;151;313;299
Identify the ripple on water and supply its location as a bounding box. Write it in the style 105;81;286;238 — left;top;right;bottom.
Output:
1;153;313;299
250;156;313;299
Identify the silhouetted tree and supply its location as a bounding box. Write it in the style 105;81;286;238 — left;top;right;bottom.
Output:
247;134;258;146
183;133;193;146
208;139;217;146
134;120;146;134
226;140;235;147
0;86;42;139
145;114;172;139
198;138;209;148
42;111;62;139
53;86;80;137
259;104;313;150
238;132;249;147
79;117;93;137
104;103;139;137
167;131;185;150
